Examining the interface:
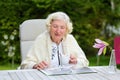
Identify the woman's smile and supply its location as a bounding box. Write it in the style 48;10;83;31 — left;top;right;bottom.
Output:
50;19;67;44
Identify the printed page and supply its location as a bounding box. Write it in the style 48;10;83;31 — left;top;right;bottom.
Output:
39;66;96;76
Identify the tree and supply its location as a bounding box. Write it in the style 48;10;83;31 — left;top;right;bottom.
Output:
0;0;120;66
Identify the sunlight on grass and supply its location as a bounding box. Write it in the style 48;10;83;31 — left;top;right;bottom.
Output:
0;63;20;70
0;56;119;70
88;55;120;69
88;55;110;66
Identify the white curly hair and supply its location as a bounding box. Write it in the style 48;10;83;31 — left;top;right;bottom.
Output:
46;12;73;34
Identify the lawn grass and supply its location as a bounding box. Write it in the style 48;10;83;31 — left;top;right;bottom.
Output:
88;55;110;66
0;56;119;70
0;63;20;70
88;55;120;69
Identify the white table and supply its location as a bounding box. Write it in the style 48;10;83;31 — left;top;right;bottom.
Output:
0;66;120;80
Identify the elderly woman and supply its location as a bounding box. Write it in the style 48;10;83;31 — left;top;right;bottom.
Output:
20;12;89;69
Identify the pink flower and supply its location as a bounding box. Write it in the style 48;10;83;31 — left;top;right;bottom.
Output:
93;39;109;56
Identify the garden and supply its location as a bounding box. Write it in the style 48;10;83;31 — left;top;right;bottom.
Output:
0;0;120;70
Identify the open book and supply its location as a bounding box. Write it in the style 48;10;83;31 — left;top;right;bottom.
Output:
39;66;96;76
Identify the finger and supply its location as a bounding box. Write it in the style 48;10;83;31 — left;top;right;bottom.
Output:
70;54;76;59
35;63;44;69
69;58;77;64
33;64;38;69
40;62;47;68
37;63;45;69
70;60;77;64
42;61;48;66
38;61;48;69
41;61;49;69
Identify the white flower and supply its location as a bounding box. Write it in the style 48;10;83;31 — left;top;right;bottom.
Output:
8;52;15;57
3;34;8;40
10;35;15;40
12;46;16;50
9;46;13;52
12;30;17;35
1;41;9;46
1;41;6;45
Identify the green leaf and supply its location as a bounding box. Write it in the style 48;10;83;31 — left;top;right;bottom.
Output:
103;47;107;55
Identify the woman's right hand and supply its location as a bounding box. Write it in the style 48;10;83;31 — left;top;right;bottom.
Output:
33;61;49;70
69;54;77;64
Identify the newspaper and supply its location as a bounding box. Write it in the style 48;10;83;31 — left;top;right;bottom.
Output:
39;66;96;76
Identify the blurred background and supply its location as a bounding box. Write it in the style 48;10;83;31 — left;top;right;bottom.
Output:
0;0;120;70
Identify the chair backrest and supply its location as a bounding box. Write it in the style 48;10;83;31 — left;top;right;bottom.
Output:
20;19;46;61
114;36;120;64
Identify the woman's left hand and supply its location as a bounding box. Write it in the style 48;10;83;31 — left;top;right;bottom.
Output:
69;54;77;64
